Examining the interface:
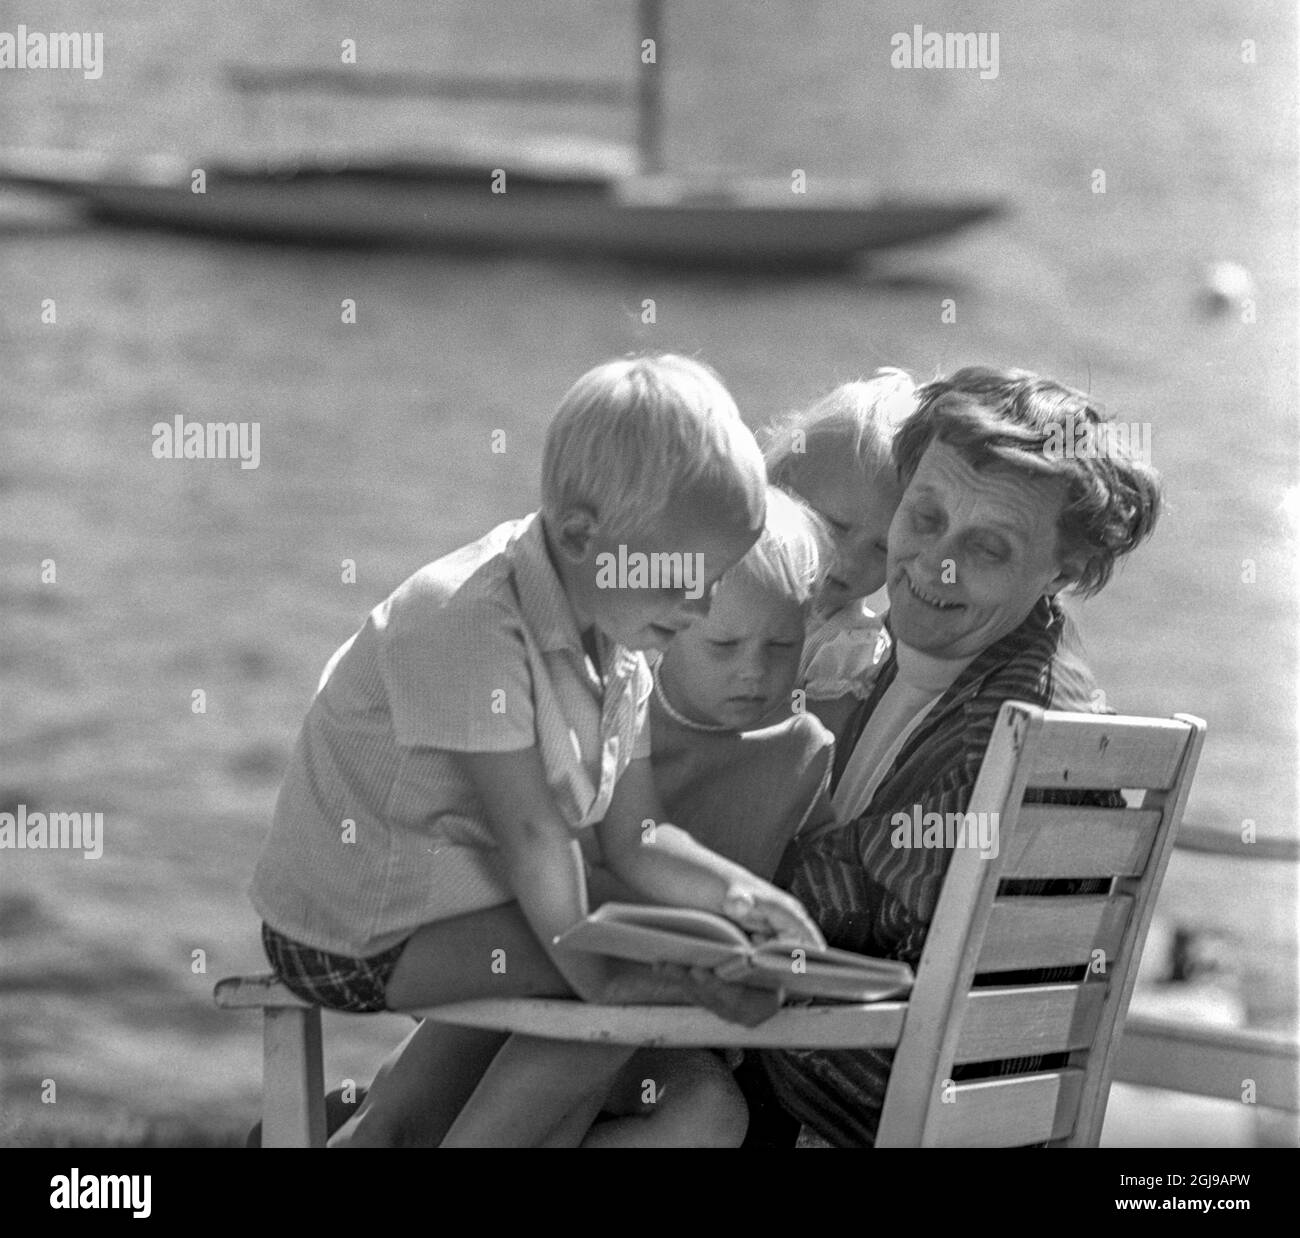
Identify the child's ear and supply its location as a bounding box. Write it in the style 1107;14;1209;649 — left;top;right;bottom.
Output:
554;506;599;562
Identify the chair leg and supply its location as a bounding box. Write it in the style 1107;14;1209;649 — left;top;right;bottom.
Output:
262;1006;326;1148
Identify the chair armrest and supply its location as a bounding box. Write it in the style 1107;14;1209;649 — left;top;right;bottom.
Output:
415;997;908;1049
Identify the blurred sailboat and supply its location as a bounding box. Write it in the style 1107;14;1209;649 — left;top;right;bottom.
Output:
0;2;1003;269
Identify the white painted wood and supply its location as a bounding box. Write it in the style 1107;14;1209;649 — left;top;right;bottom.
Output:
419;997;907;1050
1071;713;1206;1145
955;983;1104;1062
877;703;1204;1147
261;1007;326;1148
214;974;309;1009
215;703;1208;1148
875;700;1043;1146
1025;712;1190;789
1114;1017;1300;1112
930;1069;1086;1147
1173;824;1300;862
1006;806;1160;878
978;895;1132;972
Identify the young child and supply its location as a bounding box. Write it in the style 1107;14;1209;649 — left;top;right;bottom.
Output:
762;370;916;736
649;486;838;881
445;487;839;1148
250;353;825;1147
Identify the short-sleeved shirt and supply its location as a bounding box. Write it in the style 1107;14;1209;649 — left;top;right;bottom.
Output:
250;513;653;958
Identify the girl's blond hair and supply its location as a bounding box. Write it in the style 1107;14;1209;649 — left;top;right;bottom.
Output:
763;368;917;486
722;486;833;612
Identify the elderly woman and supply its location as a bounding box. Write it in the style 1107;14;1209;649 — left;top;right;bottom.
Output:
745;365;1162;1147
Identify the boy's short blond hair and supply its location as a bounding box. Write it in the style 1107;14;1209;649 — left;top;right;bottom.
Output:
724;486;833;613
763;368;917;486
542;354;765;539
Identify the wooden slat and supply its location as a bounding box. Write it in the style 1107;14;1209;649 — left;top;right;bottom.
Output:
1174;823;1300;863
978;895;1131;972
215;974;309;1009
262;1007;326;1148
1114;1017;1300;1112
1004;806;1160;879
1025;713;1189;790
954;983;1105;1062
1070;713;1206;1146
930;1069;1085;1147
419;997;907;1050
875;702;1045;1146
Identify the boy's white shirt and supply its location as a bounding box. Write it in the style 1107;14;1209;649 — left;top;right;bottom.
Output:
250;513;653;958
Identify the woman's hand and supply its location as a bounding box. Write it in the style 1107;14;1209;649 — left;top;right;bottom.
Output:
721;882;826;950
677;966;783;1028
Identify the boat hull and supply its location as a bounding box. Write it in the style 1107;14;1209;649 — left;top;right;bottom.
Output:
0;155;1003;267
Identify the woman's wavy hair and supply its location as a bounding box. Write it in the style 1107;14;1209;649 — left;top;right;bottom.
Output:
893;367;1162;597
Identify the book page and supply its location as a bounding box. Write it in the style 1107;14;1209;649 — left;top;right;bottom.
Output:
554;902;750;969
584;903;751;947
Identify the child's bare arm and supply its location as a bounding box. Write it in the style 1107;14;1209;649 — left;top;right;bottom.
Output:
597;758;825;948
459;750;771;1015
458;748;616;1002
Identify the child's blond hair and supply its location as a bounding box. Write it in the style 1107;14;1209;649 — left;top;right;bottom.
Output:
723;486;833;613
763;368;917;486
542;354;765;540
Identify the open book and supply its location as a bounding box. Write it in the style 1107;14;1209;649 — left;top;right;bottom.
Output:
554;902;914;1003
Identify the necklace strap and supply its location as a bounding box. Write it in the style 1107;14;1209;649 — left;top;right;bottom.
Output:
652;662;733;733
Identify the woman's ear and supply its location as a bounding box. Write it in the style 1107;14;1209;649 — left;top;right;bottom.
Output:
1044;551;1087;598
553;506;599;563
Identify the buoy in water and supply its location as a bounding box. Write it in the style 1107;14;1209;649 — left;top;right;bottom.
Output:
1198;261;1256;317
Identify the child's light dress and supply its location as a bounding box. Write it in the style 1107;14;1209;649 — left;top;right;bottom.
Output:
799;601;891;704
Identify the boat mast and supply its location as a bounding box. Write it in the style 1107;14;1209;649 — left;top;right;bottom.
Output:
637;0;665;174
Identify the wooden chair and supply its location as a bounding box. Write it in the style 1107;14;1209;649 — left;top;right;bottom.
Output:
216;701;1206;1147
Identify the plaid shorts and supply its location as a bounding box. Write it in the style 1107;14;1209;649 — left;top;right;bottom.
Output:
261;923;410;1013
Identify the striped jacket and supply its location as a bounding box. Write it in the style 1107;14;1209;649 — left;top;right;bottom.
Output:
760;595;1114;1146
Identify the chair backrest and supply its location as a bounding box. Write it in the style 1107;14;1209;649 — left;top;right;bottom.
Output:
875;701;1206;1148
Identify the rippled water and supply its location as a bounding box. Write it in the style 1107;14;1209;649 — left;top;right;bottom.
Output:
1;0;1296;1140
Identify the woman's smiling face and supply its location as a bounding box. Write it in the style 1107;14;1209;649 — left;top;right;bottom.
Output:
887;439;1077;660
